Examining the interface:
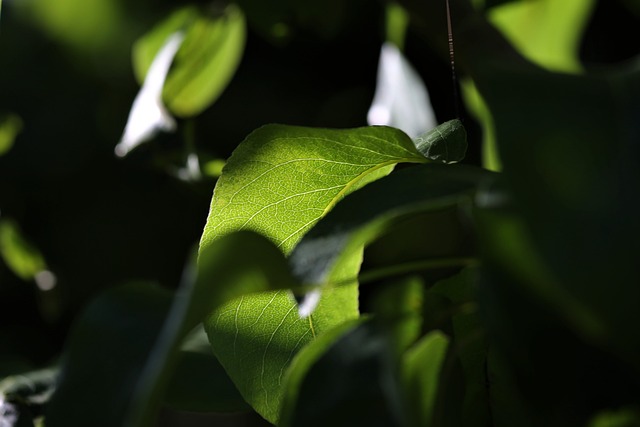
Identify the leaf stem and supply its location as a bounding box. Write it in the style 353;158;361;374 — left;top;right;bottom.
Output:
356;256;478;285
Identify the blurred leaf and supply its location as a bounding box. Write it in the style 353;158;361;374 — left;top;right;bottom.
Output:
405;0;640;364
16;0;124;53
474;185;606;342
370;276;424;357
461;0;596;170
588;407;640;427
386;3;409;50
45;230;307;427
0;367;58;424
0;114;22;156
280;319;407;427
128;232;302;427
428;268;491;427
133;4;246;117
476;53;640;366
290;163;490;312
45;282;174;427
164;326;249;413
203;158;226;178
487;0;596;73
402;330;450;427
0;219;47;281
278;317;364;426
236;0;350;43
200;124;426;423
460;79;499;170
413;119;467;163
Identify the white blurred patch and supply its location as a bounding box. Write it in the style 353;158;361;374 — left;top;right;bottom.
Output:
367;42;437;138
174;153;202;182
34;270;57;291
0;398;18;427
115;32;185;157
297;289;321;318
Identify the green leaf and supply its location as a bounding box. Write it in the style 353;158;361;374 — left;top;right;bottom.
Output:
460;0;595;169
280;319;407;427
369;276;424;357
45;282;174;427
0;113;22;156
200;124;427;422
16;0;125;54
200;124;426;252
290;164;490;294
278;318;365;426
402;330;450;427
487;0;595;73
164;326;249;413
127;232;301;427
0;219;47;281
428;268;491;427
471;47;640;366
386;2;409;50
46;231;306;427
403;0;640;366
588;407;640;427
412;119;468;163
133;4;246;117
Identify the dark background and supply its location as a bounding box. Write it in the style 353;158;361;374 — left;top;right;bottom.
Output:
0;0;638;378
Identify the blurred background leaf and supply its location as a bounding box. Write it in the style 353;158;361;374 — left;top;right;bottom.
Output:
0;218;47;281
133;4;246;117
0;113;22;156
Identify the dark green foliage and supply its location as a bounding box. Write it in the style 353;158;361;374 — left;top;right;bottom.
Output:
2;0;640;426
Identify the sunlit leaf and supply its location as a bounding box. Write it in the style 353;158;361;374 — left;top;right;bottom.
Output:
200;124;427;422
133;4;246;117
290;163;490;315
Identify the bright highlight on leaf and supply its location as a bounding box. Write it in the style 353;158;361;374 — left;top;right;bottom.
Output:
367;42;437;138
292;163;488;316
412;119;467;163
199;124;428;423
115;32;185;157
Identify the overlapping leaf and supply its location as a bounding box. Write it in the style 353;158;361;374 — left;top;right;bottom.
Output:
290;164;491;300
133;4;246;117
200;124;428;422
46;231;303;427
